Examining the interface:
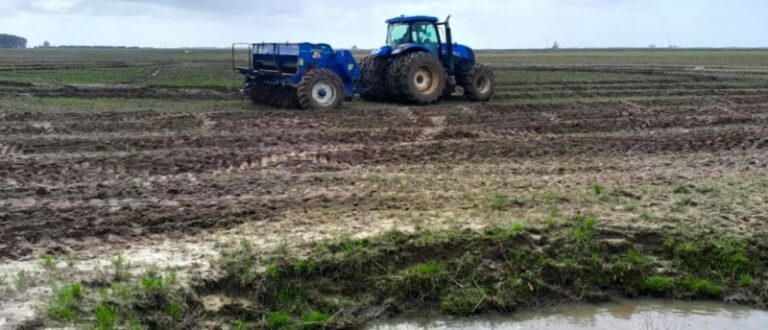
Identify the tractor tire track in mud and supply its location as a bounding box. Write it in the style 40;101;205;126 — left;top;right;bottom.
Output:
0;85;237;99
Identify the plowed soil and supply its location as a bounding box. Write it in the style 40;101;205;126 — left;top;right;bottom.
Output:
2;73;768;260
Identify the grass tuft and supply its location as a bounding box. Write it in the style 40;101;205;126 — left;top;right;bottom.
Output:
94;304;117;330
680;278;723;297
412;261;446;275
640;276;675;296
571;215;597;245
488;193;510;211
14;271;31;291
366;175;383;184
217;238;256;286
41;255;56;270
266;311;291;328
301;311;330;325
673;182;695;194
488;223;525;241
47;282;84;321
112;255;130;281
738;274;754;286
440;287;487;315
591;183;605;195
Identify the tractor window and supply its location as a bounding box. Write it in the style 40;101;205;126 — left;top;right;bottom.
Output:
387;23;410;47
438;25;447;44
412;23;439;45
412;23;439;54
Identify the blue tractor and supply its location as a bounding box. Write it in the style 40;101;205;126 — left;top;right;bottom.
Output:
233;15;494;109
359;15;495;104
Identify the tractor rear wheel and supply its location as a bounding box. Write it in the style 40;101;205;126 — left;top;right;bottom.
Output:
297;69;344;110
462;64;495;102
359;55;392;102
389;52;446;105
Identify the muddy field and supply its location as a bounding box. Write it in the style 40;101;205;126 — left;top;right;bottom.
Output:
1;49;768;328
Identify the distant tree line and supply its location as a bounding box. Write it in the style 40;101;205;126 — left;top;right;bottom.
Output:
0;34;27;48
38;45;141;49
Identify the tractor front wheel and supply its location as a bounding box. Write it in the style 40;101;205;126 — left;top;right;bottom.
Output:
389;52;446;105
297;69;344;110
462;64;495;102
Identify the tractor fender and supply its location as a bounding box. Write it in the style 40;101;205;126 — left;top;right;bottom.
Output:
372;44;433;58
391;43;432;56
371;46;393;58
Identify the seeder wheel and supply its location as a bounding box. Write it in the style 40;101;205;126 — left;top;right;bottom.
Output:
297;69;344;110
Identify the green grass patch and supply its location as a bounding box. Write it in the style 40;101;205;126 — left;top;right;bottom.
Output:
266;311;292;328
487;223;525;241
301;311;331;324
440;287;488;315
570;215;597;246
591;183;605;195
679;278;723;298
40;218;768;329
47;282;83;321
488;193;510;211
738;274;754;286
639;276;676;295
94;304;117;330
411;261;446;275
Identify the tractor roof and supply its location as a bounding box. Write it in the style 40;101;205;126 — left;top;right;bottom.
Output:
385;15;439;24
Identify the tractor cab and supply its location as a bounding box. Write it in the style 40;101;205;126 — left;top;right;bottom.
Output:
385;16;441;55
375;15;478;76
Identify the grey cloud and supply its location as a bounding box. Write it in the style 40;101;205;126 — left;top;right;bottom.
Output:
5;0;484;17
2;0;765;48
7;0;381;16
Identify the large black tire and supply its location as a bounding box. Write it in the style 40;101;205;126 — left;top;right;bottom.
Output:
359;55;392;102
461;64;495;102
248;82;270;104
297;69;344;110
388;52;446;105
273;85;300;108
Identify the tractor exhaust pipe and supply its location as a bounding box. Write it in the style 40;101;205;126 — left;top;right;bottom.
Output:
441;15;455;75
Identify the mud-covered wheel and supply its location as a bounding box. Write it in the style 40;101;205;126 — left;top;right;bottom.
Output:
359;55;391;102
297;69;344;110
248;83;269;104
389;52;446;105
462;64;495;102
251;84;299;108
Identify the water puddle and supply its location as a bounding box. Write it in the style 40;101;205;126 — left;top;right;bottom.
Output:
367;299;768;330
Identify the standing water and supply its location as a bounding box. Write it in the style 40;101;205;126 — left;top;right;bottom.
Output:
367;299;768;330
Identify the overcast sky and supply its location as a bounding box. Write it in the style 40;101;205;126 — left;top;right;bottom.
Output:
0;0;766;49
